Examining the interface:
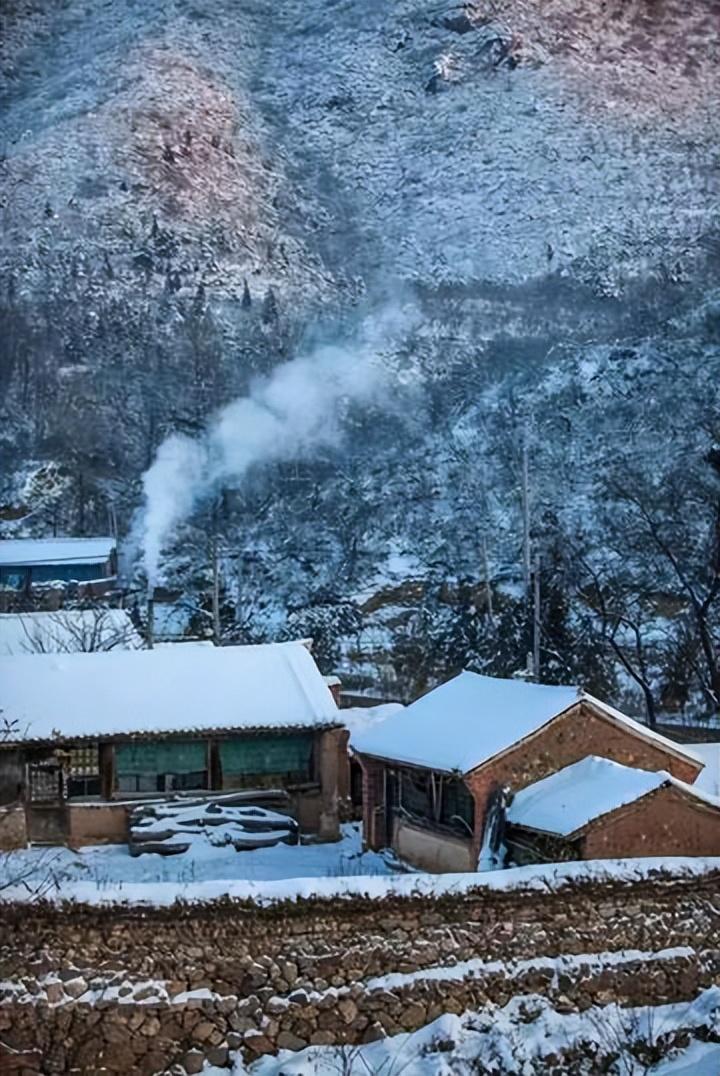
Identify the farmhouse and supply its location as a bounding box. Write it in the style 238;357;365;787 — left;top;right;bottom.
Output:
0;641;346;848
0;537;117;604
353;672;718;872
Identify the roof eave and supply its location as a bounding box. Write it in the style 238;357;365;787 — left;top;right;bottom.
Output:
0;719;343;749
352;748;460;776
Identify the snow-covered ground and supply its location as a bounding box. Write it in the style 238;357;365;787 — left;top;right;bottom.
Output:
2;827;719;907
0;823;393;901
211;988;720;1075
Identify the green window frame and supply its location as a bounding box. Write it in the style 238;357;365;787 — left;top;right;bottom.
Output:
115;740;207;775
219;733;314;779
115;740;208;793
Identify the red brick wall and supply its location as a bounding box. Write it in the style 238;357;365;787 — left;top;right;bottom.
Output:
359;756;386;849
359;702;702;860
464;702;701;862
582;785;720;859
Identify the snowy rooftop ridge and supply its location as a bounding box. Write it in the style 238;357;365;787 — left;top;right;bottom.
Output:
0;537;116;566
508;755;720;838
0;641;339;743
351;672;700;774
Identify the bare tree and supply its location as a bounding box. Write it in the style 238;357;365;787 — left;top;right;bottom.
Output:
17;607;141;654
577;557;659;727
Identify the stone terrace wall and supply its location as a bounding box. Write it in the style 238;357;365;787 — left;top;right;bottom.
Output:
2;872;720;1074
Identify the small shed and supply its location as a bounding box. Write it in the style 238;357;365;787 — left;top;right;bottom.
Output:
506;755;720;863
0;537;117;593
0;641;346;848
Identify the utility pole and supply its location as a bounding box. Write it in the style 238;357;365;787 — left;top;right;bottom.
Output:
532;555;541;682
521;433;531;595
481;533;494;620
146;591;155;649
211;532;221;646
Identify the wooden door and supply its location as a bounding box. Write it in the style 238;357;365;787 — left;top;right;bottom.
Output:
26;762;67;844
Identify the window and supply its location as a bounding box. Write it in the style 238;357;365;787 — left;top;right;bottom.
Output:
219;733;314;785
115;739;208;795
67;744;101;799
28;763;63;803
0;567;27;590
390;766;474;838
30;562;109;584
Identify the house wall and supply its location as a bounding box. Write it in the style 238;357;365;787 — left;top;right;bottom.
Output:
582;785;720;860
464;702;701;864
359;755;387;849
316;727;346;840
0;750;25;805
394;819;475;873
26;804;67;844
0;728;347;847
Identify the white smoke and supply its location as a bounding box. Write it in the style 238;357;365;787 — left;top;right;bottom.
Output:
139;302;415;587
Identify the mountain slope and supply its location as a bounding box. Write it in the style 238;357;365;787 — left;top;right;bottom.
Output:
1;0;719;708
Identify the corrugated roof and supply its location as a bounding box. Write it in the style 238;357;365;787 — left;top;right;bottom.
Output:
0;641;339;743
352;671;701;774
0;537;116;567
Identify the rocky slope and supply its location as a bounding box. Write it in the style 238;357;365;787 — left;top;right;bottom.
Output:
1;0;719;704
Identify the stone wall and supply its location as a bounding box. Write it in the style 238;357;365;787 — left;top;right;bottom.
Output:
1;870;720;1073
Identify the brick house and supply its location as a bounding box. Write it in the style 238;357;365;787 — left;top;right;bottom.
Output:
505;755;720;863
0;641;346;849
353;672;716;872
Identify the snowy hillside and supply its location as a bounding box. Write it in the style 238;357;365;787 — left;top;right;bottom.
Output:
2;0;719;710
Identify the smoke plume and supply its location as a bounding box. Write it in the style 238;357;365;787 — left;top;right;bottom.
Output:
139;302;414;587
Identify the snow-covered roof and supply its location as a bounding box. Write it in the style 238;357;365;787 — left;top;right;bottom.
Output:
0;641;339;743
688;743;720;798
0;537;116;567
345;703;404;745
351;672;700;774
0;610;142;656
507;755;720;837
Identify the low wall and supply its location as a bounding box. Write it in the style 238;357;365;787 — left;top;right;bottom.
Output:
394;819;474;873
0;804;26;850
1;870;720;1073
67;803;128;846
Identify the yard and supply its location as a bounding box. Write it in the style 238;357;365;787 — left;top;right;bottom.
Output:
0;822;394;903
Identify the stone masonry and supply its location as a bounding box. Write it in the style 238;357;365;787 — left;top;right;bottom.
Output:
2;870;720;1073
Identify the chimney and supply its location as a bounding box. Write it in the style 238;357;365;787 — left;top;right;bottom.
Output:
324;674;342;706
